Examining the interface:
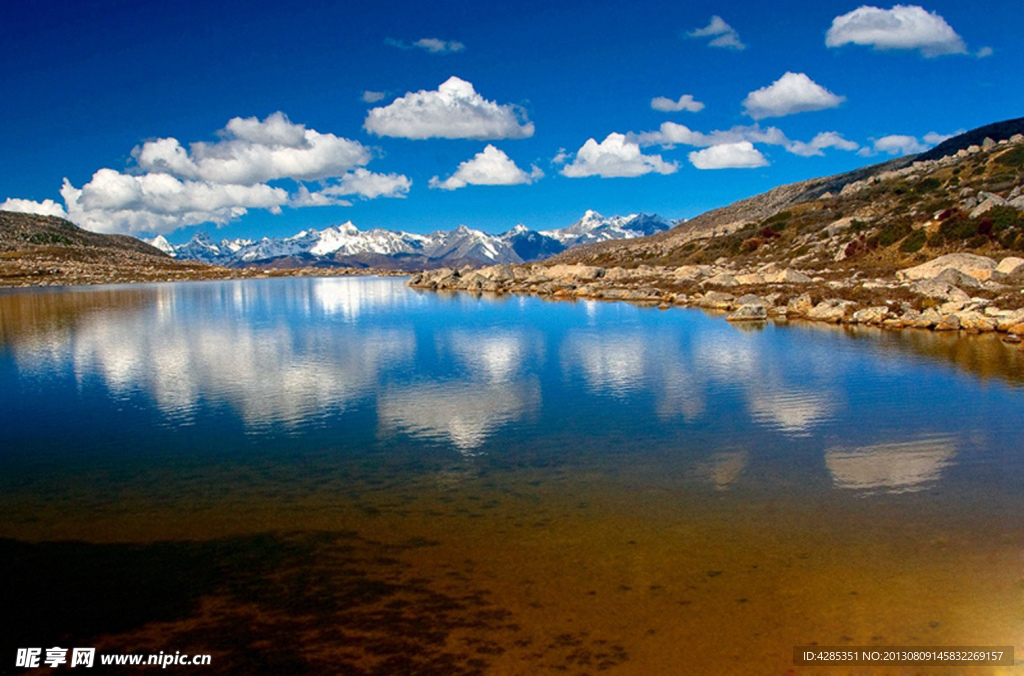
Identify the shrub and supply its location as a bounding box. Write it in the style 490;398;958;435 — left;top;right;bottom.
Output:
967;235;988;248
915;177;942;193
877;220;913;246
899;229;927;253
994;146;1024;168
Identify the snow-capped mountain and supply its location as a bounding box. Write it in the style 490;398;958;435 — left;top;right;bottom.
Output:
148;212;673;269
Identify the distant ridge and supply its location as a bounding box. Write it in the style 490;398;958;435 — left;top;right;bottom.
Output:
918;115;1024;162
153;212;674;269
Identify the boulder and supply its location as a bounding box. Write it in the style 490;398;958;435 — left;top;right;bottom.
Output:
807;299;857;323
735;293;766;306
996;257;1024;277
704;273;739;287
851;306;890;324
769;268;812;284
957;311;996;333
970;195;1007;218
934;314;961;331
912;280;971;302
698;290;735;310
934;268;981;288
673;265;707;282
726;304;768;322
786;293;814;317
898;254;998;282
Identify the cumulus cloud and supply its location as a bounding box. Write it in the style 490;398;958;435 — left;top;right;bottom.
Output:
826;5;967;57
364;76;534;140
742;72;845;119
651;94;705;113
0;197;67;218
635;122;857;159
689;142;768;169
688;16;746;49
634;122;788;149
134;112;371;185
976;46;993;58
429;145;542;190
561;133;677;178
52;112;409;235
787;131;860;157
323;169;412;199
859;134;928;156
361;90;386;103
61;171;289;235
923;131;956;145
385;37;465;53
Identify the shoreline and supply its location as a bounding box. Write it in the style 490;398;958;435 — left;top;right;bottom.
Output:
408;259;1024;341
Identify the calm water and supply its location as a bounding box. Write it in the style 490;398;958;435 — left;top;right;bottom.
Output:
1;277;1023;674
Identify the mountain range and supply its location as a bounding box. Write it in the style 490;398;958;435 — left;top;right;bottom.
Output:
147;211;673;269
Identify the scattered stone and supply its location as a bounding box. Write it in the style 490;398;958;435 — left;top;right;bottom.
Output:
807;299;857;323
851;306;889;324
727;304;768;321
899;254;997;282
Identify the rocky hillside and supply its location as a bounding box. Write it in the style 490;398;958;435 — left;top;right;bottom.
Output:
410;117;1024;339
0;211;235;286
554;116;1024;273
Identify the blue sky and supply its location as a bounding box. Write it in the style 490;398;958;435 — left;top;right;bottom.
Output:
1;0;1020;242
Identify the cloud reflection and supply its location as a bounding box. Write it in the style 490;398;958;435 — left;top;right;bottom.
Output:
825;435;957;493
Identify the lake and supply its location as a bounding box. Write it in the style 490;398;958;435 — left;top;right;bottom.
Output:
2;276;1023;674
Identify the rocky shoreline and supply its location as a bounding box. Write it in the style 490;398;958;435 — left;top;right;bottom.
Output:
408;253;1024;342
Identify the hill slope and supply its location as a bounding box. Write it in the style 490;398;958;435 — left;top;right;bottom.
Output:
0;211;228;286
553;116;1024;271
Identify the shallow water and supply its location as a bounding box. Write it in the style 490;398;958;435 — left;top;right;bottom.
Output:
1;277;1023;674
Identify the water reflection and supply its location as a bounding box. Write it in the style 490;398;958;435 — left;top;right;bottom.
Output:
0;280;1021;494
378;380;541;453
825;435;958;493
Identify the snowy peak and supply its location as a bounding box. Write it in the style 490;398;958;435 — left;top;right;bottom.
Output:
148;211;673;269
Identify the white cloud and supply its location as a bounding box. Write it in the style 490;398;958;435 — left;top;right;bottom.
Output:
385;37;465;53
361;90;386;103
561;133;678;178
634;122;859;159
635;122;788;149
742;72;845;119
134;112;371;186
923;131;956;145
688;142;768;169
54;112;407;236
323;168;412;199
861;134;928;156
826;5;968;57
551;148;570;165
976;46;993;58
0;197;67;218
364;76;534;140
429;145;542;190
787;131;860;157
651;94;705;113
290;185;351;207
688;16;746;49
61;171;289;235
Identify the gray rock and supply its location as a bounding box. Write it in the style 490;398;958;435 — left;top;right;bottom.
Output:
851;306;890;324
786;293;814;317
934;268;981;288
699;291;735;310
727;304;768;321
899;253;998;282
996;256;1024;277
807;299;857;323
912;280;971;302
735;293;766;306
